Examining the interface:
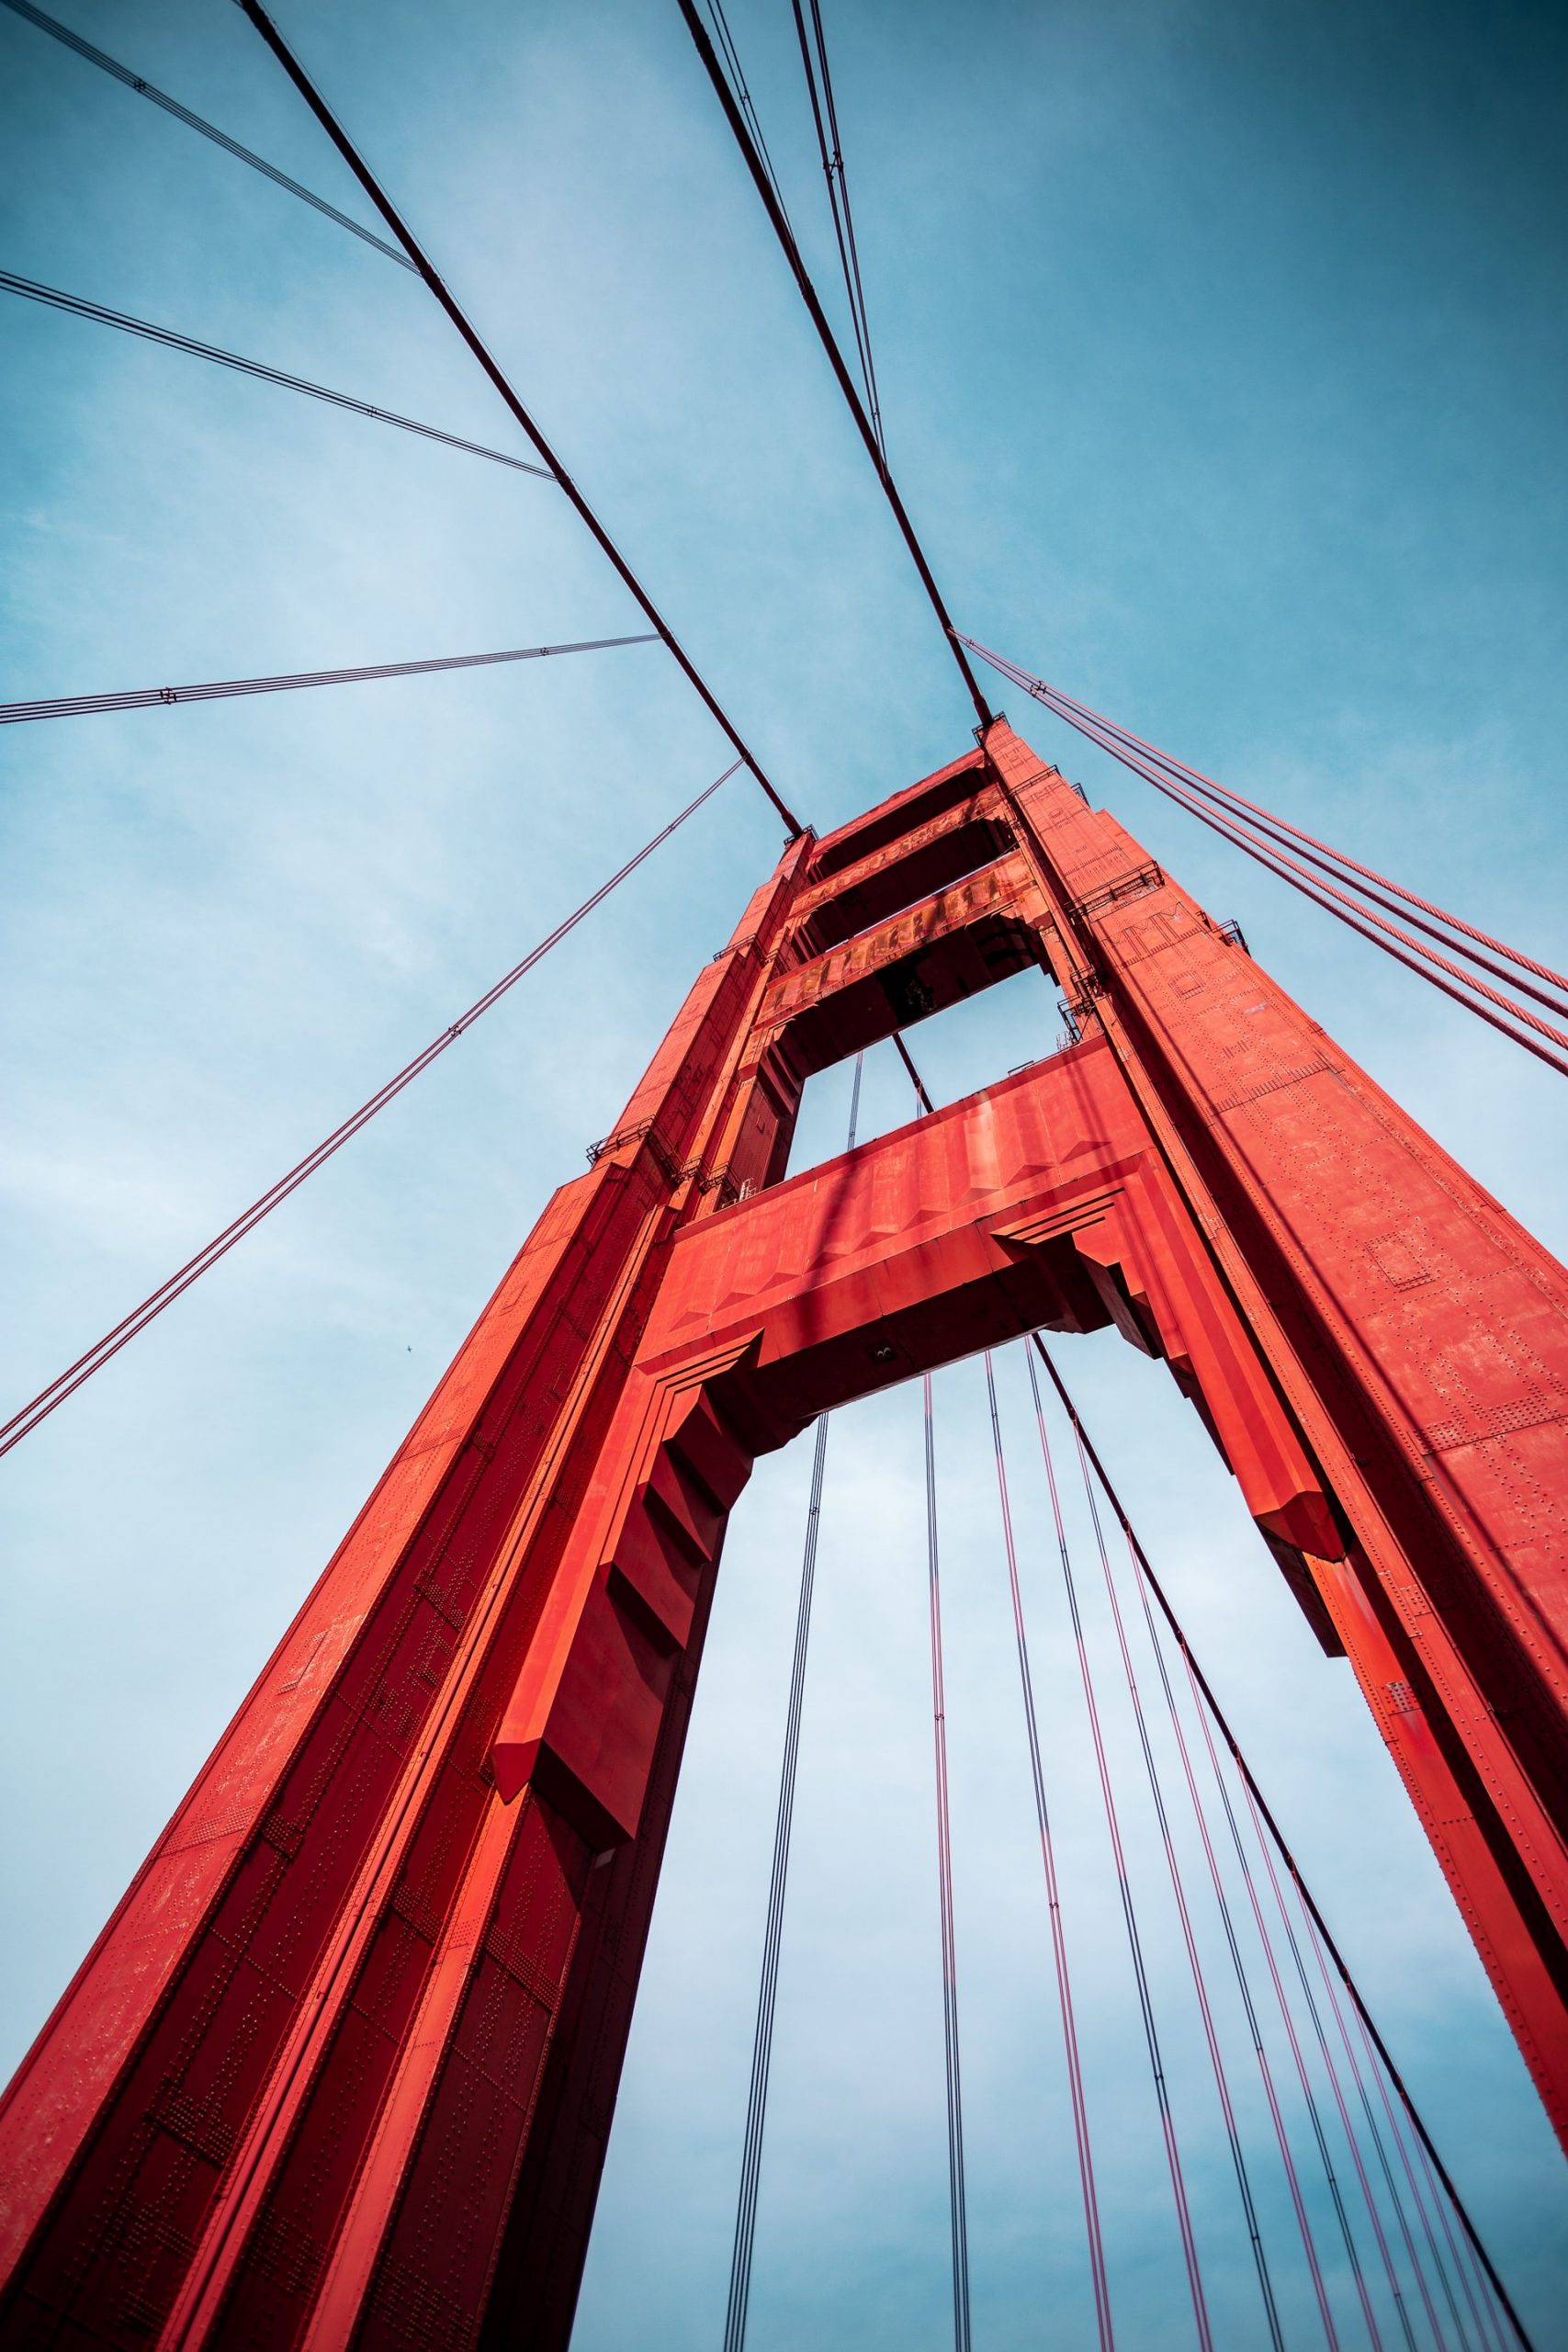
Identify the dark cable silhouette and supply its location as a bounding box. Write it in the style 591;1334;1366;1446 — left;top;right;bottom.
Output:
1030;1333;1536;2352
960;635;1568;1080
0;0;415;266
791;0;886;468
722;1055;862;2352
0;763;739;1460
235;0;803;837
676;0;993;730
2;632;657;726
0;269;554;480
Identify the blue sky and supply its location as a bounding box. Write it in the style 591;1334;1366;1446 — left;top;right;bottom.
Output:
2;0;1565;2344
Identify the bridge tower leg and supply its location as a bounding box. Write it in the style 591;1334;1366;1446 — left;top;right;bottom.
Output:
2;723;1565;2349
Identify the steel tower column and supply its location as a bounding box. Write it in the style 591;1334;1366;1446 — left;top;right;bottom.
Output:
1;727;1564;2351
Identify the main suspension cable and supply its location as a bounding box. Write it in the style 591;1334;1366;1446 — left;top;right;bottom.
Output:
1039;682;1568;1059
893;1032;936;1113
0;0;415;268
0;269;553;481
235;0;802;837
924;1373;973;2352
701;1;795;237
960;636;1568;1077
0;762;739;1463
1027;1354;1213;2348
1027;676;1568;1077
974;645;1568;1014
982;1352;1114;2351
1027;1334;1536;2352
1;632;658;726
674;0;992;729
722;1053;861;2352
1032;671;1568;1029
790;0;885;469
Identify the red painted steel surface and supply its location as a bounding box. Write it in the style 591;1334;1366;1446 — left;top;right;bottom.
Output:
2;723;1565;2351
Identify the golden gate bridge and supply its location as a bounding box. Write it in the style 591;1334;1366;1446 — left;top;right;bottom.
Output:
0;4;1563;2346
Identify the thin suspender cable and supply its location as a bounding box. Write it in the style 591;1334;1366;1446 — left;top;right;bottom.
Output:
0;631;658;726
1024;1347;1292;2351
1334;1984;1497;2352
0;269;554;481
235;0;802;838
674;0;994;730
1235;1759;1438;2352
722;1421;829;2352
982;1352;1114;2352
721;1055;861;2352
1027;1335;1537;2352
957;638;1568;1013
703;1;795;237
0;0;415;268
0;762;739;1463
923;1373;973;2352
959;638;1568;1075
791;0;886;469
1170;1597;1376;2351
1111;1480;1430;2352
1026;1358;1213;2350
1394;2063;1508;2352
1295;1919;1466;2352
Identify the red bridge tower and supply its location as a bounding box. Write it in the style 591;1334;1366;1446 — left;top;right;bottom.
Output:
2;722;1565;2348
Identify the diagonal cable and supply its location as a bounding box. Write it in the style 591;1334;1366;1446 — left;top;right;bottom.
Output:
0;0;415;267
1028;1332;1538;2352
960;634;1568;1077
964;641;1568;1013
675;0;992;729
1027;1349;1214;2350
791;0;885;469
1024;1343;1299;2352
234;0;802;836
0;269;553;479
1;632;657;725
0;763;739;1462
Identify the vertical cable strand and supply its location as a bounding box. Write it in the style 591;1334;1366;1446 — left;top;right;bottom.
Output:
1294;1913;1463;2350
924;1374;973;2352
1036;1354;1289;2351
1172;1606;1370;2350
1235;1758;1442;2352
1023;1355;1213;2350
1026;1335;1534;2352
1121;1490;1429;2351
722;1055;863;2350
983;1353;1115;2351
